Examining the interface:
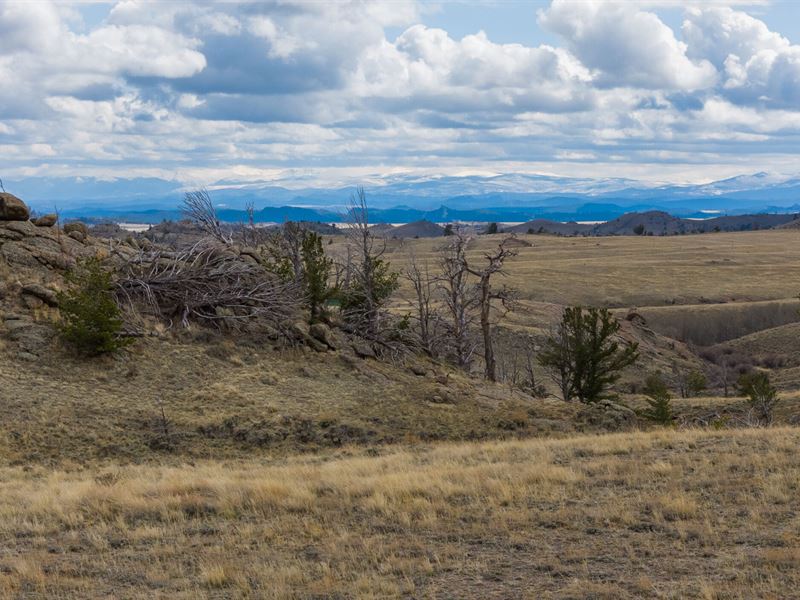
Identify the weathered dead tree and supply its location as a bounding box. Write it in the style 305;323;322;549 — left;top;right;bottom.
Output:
239;201;262;248
466;237;518;382
438;229;479;369
404;251;443;357
264;221;306;285
182;189;232;245
339;187;398;339
116;240;301;333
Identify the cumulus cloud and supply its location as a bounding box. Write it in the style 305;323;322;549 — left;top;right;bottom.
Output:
353;26;595;117
539;0;717;90
0;0;799;185
683;7;800;108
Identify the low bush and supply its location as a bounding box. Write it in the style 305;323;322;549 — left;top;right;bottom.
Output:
57;258;131;356
641;372;673;425
737;371;779;426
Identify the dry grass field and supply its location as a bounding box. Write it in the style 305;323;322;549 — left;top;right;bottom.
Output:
383;229;800;307
3;228;800;598
0;427;797;599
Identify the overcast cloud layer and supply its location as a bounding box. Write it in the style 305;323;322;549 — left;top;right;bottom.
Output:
1;0;799;187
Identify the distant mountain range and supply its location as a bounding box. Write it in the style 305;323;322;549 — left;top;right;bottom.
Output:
6;171;800;224
504;211;800;236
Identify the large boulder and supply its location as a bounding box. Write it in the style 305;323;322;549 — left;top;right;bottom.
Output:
0;193;30;221
34;214;57;227
63;222;89;237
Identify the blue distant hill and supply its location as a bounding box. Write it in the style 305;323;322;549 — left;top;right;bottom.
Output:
5;171;799;224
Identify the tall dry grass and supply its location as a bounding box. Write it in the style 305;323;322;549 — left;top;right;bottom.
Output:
0;427;798;598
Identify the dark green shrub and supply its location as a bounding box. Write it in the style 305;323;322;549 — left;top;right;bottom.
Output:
57;258;131;356
339;256;398;315
686;369;707;397
737;371;778;426
537;306;639;403
641;372;673;425
301;231;336;323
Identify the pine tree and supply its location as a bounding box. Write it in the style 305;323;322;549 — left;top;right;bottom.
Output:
56;258;131;356
538;306;639;403
641;372;673;425
301;231;336;323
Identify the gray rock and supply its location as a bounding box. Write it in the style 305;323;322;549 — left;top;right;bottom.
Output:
22;284;59;307
4;319;53;354
289;320;310;339
1;241;40;268
1;239;74;270
309;322;338;349
67;230;86;243
409;363;427;376
352;339;376;359
0;193;30;221
63;222;89;237
34;214;57;227
289;320;329;352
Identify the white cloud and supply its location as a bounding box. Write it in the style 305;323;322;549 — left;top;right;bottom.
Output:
353;26;594;114
683;7;800;108
0;0;799;185
539;0;717;90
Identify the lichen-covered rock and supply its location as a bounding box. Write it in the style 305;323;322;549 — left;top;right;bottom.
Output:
578;399;636;430
34;214;57;227
21;283;59;307
309;322;338;349
63;222;89;237
0;193;29;221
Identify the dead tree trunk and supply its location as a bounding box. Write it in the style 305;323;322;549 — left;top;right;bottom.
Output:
405;252;439;356
439;230;478;369
467;237;518;382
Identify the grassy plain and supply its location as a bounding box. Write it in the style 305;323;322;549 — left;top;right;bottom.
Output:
0;428;798;598
383;229;800;307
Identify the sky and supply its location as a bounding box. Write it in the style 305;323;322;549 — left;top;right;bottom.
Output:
1;0;800;188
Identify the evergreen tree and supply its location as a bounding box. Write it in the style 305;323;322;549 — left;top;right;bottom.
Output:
57;258;131;356
301;231;336;323
738;371;779;426
641;372;673;425
538;306;639;403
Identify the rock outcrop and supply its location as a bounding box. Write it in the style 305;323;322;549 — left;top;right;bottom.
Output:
0;193;30;221
578;399;636;430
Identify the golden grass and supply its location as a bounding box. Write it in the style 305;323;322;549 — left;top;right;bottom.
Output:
378;229;800;308
0;427;798;598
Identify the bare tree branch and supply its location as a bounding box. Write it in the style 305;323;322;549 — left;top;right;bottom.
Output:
116;240;301;335
182;189;232;245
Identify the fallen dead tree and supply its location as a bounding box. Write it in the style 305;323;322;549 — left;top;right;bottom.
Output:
115;240;302;332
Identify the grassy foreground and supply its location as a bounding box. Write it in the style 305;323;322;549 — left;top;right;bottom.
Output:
1;427;798;599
